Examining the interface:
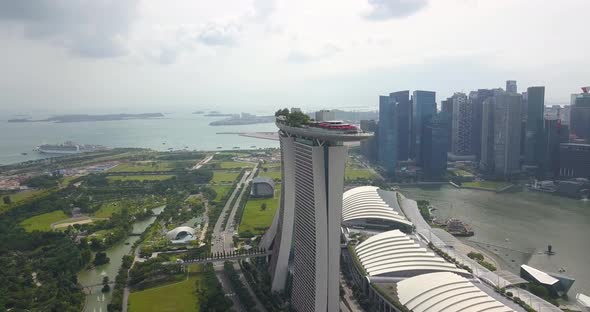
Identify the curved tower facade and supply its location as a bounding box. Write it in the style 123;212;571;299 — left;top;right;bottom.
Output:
268;120;371;312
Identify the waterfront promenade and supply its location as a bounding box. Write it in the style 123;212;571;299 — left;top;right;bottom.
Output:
398;194;562;312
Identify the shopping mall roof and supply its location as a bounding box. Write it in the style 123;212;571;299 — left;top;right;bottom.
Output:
397;272;515;312
342;186;413;227
354;230;467;277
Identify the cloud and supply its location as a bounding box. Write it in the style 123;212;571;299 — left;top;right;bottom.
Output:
364;0;428;21
197;22;241;46
252;0;276;21
0;0;139;58
286;44;341;63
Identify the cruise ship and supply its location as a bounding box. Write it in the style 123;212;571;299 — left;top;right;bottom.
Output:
35;141;104;155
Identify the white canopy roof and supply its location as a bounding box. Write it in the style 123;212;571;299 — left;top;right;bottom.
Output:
342;186;412;227
354;230;466;277
166;226;195;240
397;272;515;312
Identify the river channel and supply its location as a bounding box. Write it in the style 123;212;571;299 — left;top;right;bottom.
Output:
399;185;590;297
77;206;164;312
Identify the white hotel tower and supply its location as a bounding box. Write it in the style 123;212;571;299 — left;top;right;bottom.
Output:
267;117;372;312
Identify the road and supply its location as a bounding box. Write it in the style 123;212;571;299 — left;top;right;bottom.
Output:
192;154;214;170
214;263;243;311
211;171;250;255
211;163;259;255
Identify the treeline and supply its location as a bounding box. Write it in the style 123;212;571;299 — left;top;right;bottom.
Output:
107;255;133;312
224;261;259;312
0;228;86;311
197;264;234;311
241;259;289;311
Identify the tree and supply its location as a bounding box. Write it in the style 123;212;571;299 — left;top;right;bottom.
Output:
94;252;110;266
102;276;111;293
2;195;11;205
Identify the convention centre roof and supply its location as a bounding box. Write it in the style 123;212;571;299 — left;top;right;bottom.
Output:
397;272;515;312
342;186;413;227
354;230;466;277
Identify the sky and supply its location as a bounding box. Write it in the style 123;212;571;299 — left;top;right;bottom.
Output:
0;0;588;116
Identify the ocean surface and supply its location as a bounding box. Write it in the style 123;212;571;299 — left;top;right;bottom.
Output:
0;112;279;165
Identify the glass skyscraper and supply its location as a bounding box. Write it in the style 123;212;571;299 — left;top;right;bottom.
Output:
412;90;436;164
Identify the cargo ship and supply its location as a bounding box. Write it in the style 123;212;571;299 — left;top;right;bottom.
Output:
35;141;105;155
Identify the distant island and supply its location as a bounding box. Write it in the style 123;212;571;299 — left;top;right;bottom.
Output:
205;113;236;117
7;113;164;123
192;111;205;114
209;113;275;126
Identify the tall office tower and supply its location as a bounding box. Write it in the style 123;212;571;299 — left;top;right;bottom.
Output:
315;109;335;121
560;105;571;126
493;92;523;176
422;112;450;176
571;94;579;106
506;80;517;93
470;89;494;160
524;86;546;167
441;96;454;152
378;95;397;174
273;117;371;312
450;92;474;156
480;97;495;171
390;91;412;161
571;93;590;143
412;90;436;164
543;118;569;177
360;120;378;163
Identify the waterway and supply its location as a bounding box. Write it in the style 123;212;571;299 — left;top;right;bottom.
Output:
399;185;590;297
77;206;164;312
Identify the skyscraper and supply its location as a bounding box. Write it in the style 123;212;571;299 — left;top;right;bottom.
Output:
524;86;545;167
412;90;436;164
470;89;494;160
441;96;454;152
272;116;372;312
493;92;523;176
378;95;397;174
360;120;378;163
422;112;450;176
390;91;412;161
506;80;517;93
571;93;590;143
450;92;474;156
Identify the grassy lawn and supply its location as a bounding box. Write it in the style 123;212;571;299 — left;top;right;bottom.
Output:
20;210;69;232
0;189;52;213
239;185;281;236
462;181;512;191
108;161;174;172
93;197;164;218
218;161;254;169
258;169;281;181
107;175;175;182
128;275;200;312
452;169;475;177
345;167;377;180
210;185;231;201
211;170;240;184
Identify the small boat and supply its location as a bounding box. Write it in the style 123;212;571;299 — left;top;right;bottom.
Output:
217;146;222;149
21;152;28;155
162;142;166;145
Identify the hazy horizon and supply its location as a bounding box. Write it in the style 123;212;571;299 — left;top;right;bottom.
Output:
0;0;587;115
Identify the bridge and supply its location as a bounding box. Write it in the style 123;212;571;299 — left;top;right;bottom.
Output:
180;249;271;265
